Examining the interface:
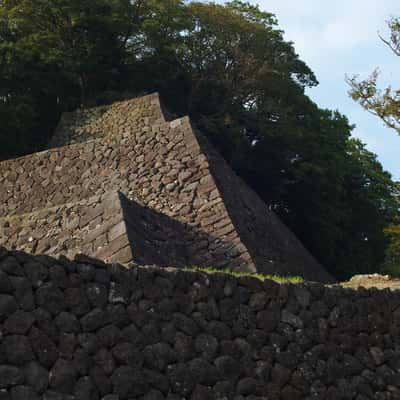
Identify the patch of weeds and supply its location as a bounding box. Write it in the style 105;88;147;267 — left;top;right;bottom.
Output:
185;266;304;284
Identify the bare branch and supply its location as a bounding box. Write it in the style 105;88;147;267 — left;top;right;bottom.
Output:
378;32;400;56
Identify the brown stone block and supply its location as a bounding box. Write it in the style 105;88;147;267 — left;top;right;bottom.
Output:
197;181;216;196
108;245;133;264
95;233;130;260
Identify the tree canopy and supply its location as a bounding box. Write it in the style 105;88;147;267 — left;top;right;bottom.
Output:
0;0;398;279
384;207;400;276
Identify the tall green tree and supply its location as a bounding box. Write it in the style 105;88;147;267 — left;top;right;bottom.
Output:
337;139;399;277
0;0;132;155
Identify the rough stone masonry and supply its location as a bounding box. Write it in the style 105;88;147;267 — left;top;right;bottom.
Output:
0;248;399;399
0;93;332;282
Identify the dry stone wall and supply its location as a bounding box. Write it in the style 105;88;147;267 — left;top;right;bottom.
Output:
48;93;166;148
0;192;133;265
0;92;332;281
0;93;168;218
0;248;399;400
0;115;253;271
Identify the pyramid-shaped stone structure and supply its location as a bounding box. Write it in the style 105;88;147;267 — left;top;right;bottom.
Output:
0;93;333;281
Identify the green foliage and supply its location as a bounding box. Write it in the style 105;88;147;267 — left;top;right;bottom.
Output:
0;0;398;279
185;266;304;283
0;0;132;156
382;184;400;276
383;225;400;277
347;17;400;134
332;139;399;277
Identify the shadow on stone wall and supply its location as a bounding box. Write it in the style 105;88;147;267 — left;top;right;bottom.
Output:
119;193;255;272
192;126;335;283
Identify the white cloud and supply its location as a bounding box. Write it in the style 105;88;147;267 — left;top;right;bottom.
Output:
254;0;400;178
258;0;399;64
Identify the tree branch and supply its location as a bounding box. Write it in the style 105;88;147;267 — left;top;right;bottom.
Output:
378;32;400;57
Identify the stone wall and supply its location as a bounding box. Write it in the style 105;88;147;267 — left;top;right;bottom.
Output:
0;92;332;281
0;248;399;400
0;111;254;272
48;93;166;148
0;93;170;218
0;192;133;264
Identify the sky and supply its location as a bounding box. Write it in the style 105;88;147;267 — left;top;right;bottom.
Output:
243;0;400;180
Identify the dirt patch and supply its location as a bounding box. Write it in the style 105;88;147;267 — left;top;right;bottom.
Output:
341;274;400;290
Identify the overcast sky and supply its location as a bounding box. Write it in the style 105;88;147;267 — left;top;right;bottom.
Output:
240;0;400;180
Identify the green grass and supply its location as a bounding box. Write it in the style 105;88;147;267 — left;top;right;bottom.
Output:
184;266;304;284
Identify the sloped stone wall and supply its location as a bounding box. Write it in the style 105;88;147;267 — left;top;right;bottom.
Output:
0;112;254;272
0;192;133;264
0;93;169;218
0;248;399;400
0;92;331;280
48;93;166;148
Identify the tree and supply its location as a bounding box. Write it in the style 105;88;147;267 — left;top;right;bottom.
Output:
4;0;132;102
347;17;400;134
336;139;399;277
382;182;400;276
384;225;400;276
0;0;133;155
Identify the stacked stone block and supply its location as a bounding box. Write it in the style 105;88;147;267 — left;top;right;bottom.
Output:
0;192;133;264
0;248;399;399
48;93;166;148
0;92;332;281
